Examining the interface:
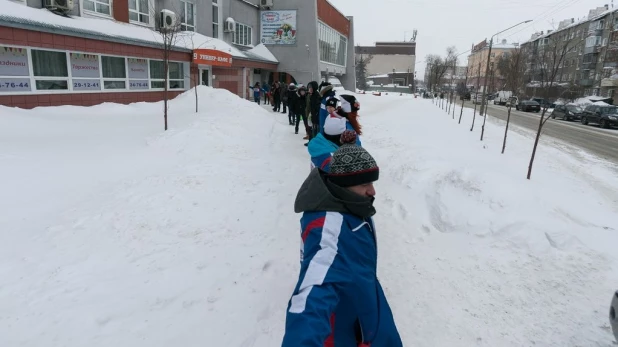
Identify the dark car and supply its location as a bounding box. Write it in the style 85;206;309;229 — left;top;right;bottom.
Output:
532;98;552;109
581;104;618;129
517;100;541;112
551;104;584;121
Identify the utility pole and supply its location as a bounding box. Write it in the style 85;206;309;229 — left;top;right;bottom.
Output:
481;65;495;141
472;59;482;131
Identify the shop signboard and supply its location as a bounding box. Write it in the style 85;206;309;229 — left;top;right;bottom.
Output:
192;49;233;67
70;53;100;78
72;79;101;91
0;78;31;92
129;80;149;90
0;46;30;77
260;10;297;45
128;58;149;79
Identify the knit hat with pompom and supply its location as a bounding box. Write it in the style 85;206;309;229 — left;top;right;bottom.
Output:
327;131;379;187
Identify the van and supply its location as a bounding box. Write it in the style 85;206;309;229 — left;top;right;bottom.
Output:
494;91;513;106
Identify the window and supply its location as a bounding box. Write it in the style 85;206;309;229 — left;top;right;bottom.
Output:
31;49;68;90
603;38;608;47
129;0;149;24
586;36;601;47
318;22;348;66
149;60;185;89
233;23;252;46
212;0;219;38
180;1;195;31
83;0;111;15
101;56;126;89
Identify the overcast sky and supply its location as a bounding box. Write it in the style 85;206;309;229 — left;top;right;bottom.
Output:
329;0;609;75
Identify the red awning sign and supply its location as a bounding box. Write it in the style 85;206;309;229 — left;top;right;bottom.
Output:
192;49;233;67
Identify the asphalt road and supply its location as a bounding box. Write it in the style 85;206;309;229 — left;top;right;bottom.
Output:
462;102;618;163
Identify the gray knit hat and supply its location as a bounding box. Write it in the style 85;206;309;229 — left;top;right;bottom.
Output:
327;131;379;187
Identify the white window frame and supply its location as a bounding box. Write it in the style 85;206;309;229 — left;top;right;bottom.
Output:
148;60;186;91
0;44;187;96
212;0;221;39
180;1;195;32
129;0;153;27
233;22;253;47
82;0;113;18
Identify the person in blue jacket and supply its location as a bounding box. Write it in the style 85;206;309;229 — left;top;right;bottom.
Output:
308;105;347;171
262;82;270;105
251;82;261;105
282;133;403;347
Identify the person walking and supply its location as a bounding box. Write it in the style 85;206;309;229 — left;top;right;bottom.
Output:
272;82;281;112
295;85;310;136
281;82;289;114
282;132;403;347
263;82;270;105
308;110;347;171
251;82;261;105
287;83;298;127
306;81;321;142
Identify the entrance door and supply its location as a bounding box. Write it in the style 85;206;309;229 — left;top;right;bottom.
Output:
200;69;210;86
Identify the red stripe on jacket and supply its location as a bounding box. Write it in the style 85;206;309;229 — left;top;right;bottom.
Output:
320;156;332;170
323;313;336;347
301;216;326;242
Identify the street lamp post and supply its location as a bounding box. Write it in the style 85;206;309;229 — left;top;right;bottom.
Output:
479;20;532;141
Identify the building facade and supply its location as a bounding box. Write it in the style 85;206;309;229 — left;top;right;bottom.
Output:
466;39;518;93
0;0;355;108
355;41;416;80
521;5;618;99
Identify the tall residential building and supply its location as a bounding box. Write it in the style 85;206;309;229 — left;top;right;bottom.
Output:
0;0;355;108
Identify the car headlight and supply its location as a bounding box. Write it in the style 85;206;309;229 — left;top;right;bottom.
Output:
609;116;618;120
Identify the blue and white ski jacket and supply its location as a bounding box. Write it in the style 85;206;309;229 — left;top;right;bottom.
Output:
308;133;338;172
282;210;403;347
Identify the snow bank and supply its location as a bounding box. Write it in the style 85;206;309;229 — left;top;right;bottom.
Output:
359;97;618;346
1;91;617;346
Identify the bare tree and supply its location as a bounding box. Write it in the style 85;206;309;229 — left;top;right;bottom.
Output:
458;67;469;124
496;47;526;154
177;32;214;114
153;12;182;131
471;60;482;131
526;33;583;179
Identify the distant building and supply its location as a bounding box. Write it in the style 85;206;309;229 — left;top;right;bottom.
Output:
467;39;518;93
356;41;416;87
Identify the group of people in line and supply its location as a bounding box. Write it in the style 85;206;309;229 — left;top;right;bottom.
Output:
265;81;405;346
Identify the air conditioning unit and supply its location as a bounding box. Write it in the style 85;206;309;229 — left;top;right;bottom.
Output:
160;9;177;30
260;0;274;9
44;0;74;11
224;18;236;32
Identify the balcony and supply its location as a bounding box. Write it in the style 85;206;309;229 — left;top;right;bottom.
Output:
584;46;601;55
588;28;604;37
601;78;618;87
580;78;594;86
582;61;597;70
604;61;618;68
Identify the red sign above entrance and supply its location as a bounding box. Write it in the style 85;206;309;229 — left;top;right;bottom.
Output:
192;49;233;67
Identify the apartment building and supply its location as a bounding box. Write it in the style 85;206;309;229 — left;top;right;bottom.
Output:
521;5;618;99
0;0;355;108
466;39;518;92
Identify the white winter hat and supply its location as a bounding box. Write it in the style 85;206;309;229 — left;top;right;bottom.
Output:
323;115;347;136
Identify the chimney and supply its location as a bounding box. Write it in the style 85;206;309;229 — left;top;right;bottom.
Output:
502;39;507;44
605;4;609;10
547;30;552;34
571;18;575;23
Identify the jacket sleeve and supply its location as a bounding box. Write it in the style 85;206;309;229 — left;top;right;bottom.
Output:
282;212;352;347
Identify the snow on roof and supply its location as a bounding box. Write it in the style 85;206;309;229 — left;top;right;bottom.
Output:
593;101;611;106
369;74;389;78
0;0;277;63
247;44;279;63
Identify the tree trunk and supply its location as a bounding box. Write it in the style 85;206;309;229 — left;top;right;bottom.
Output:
480;106;487;141
459;98;465;124
527;113;544;179
502;105;512;154
164;49;169;131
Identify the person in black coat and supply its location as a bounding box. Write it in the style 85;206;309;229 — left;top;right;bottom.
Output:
307;81;321;139
287;83;299;125
295;86;309;136
272;82;281;112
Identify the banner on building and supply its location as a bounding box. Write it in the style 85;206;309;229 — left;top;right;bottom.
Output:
260;10;297;45
70;53;100;78
129;80;149;90
72;79;101;91
0;46;30;77
0;78;31;92
128;58;148;79
192;49;233;67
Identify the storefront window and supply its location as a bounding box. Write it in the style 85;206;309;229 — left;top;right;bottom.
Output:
32;49;69;90
102;56;126;89
150;61;184;89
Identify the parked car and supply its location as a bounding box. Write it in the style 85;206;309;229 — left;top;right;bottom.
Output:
551;104;584;121
494;90;513;105
506;96;518;108
531;98;552;109
581;104;618;128
517;100;541;112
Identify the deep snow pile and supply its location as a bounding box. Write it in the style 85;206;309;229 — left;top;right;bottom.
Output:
1;90;617;346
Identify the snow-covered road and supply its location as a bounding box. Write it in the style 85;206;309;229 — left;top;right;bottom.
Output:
1;88;617;346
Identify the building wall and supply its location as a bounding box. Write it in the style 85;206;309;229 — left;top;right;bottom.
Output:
265;0;321;85
317;0;350;37
223;0;259;46
338;15;355;91
366;54;415;76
